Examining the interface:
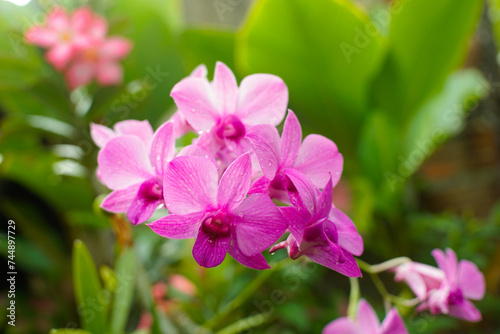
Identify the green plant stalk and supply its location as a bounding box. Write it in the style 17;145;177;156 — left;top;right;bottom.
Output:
347;277;359;319
215;313;271;334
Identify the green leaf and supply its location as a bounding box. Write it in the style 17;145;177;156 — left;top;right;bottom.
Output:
110;247;137;334
72;240;107;333
371;0;483;122
49;329;92;334
401;69;489;164
180;29;235;74
236;0;386;155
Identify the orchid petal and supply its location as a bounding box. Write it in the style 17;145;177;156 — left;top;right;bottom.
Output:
281;110;302;167
114;120;154;148
217;153;252;210
149;212;203;239
212;61;238;114
97;135;153;189
357;299;380;332
246;124;281;180
329;208;363;256
280;206;309;242
448;299;482;322
127;196;160;225
322;317;357;334
90;123;116;148
101;184;140;213
228;237;270;270
457;260;485;300
380;308;408;334
150;122;176;177
237;74;287;126
306;246;361;277
193;228;229;268
171;77;218;132
163;156;217;214
282;169;317;215
294;134;343;189
190;64;208;78
233;193;287;256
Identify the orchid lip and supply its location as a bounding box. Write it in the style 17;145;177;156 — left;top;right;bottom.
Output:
216;115;246;141
201;212;231;239
138;179;162;201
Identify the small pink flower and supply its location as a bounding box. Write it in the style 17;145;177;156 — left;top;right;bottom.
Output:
323;299;408;334
418;248;485;322
394;261;445;300
170;62;288;161
246;110;343;203
66;36;132;89
148;153;287;269
25;7;96;70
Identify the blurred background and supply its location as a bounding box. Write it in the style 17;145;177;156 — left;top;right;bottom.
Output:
0;0;499;333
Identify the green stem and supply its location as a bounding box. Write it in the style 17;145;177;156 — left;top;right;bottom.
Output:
347;277;359;319
215;313;271;334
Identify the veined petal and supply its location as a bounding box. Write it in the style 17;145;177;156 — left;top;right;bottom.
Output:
127;196;160;225
101;184;140;213
306;246;361;277
282;169;317;215
448;299;482;322
380;308;408;334
212;61;238;115
114;119;154;148
281;110;302;167
357;299;380;332
294;134;343;189
217;153;252;210
236;73;287;126
329;208;363;256
193;228;229;268
316;177;333;221
246;124;281;180
432;248;458;284
457;260;485;300
149;212;203;239
97;135;153;189
248;175;270;195
280;206;309;242
171;77;218;132
163;156;217;214
322;317;357;334
150;121;176;177
233;193;287;256
228;237;270;270
90;123;116;148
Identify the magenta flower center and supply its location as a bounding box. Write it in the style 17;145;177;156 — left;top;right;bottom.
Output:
447;288;464;306
201;212;231;239
216;115;246;141
138;179;162;201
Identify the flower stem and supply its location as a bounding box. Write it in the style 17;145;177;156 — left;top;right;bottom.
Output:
347;277;359;319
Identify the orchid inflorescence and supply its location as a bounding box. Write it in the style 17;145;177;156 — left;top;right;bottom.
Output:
30;6;485;330
25;7;132;89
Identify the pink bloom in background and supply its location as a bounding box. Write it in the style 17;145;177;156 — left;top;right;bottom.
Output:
170;61;288;163
271;169;363;277
25;6;131;89
91;119;154;149
96;121;175;224
418;248;485;322
323;299;408;334
148;153;287;269
394;261;445;300
247;109;343;202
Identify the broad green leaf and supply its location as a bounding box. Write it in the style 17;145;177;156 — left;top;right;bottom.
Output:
180;29;235;74
72;240;107;333
371;0;483;122
401;69;489;164
358;111;398;187
110;247;137;334
236;0;386;155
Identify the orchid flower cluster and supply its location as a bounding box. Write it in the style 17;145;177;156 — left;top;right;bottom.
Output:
91;61;363;275
25;7;132;89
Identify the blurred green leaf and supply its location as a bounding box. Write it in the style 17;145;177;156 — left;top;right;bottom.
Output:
100;265;118;293
110;247;137;334
180;29;235;74
236;0;386;155
49;329;92;334
402;69;489;161
72;240;107;333
371;0;483;123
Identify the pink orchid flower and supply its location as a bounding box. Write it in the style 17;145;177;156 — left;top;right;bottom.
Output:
323;299;408;334
90;119;154;149
170;61;288;161
246;110;343;202
418;248;485;322
169;65;208;138
394;261;445;300
25;7;99;70
66;35;132;89
271;169;363;277
97;121;176;224
148;153;287;269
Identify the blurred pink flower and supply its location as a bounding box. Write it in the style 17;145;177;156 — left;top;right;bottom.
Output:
394;261;445;300
323;299;408;334
418;248;485;322
149;153;287;269
169;274;196;297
